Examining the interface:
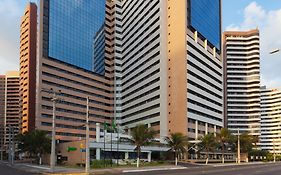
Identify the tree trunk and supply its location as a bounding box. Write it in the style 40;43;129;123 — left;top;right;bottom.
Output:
137;147;140;168
206;149;209;165
175;152;178;166
222;143;225;164
39;156;42;165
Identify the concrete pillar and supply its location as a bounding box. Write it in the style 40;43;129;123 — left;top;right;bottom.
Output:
195;120;198;140
147;123;151;128
205;123;208;135
148;152;151;162
194;31;198;43
96;148;101;160
204;39;208;50
125;152;129;160
96;123;100;142
213;47;216;57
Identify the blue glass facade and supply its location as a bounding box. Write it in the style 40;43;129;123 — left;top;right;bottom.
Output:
93;26;105;75
48;0;106;71
189;0;221;50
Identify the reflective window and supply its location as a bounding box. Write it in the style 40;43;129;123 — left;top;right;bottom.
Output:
190;0;221;50
48;0;106;71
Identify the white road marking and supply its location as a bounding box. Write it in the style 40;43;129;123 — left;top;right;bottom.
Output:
123;167;187;173
22;164;50;170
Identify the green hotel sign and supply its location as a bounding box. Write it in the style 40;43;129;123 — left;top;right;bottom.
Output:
67;147;77;152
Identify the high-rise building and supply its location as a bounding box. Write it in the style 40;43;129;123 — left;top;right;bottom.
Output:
260;86;281;153
101;0;224;139
3;72;20;145
223;29;261;135
36;0;113;142
28;0;223;142
19;2;37;133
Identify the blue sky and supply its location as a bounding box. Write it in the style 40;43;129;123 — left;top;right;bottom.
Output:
223;0;281;29
0;0;281;88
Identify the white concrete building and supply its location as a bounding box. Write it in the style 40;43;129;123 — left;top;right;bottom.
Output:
223;29;261;136
110;0;224;140
260;86;281;153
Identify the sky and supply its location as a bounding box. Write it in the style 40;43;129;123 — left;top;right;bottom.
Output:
0;0;281;88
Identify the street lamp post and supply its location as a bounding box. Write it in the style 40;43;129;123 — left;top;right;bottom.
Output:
85;96;90;174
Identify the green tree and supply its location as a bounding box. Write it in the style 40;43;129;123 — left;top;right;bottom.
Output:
199;133;217;164
165;132;188;166
129;124;156;167
17;130;51;164
216;128;234;163
239;133;259;153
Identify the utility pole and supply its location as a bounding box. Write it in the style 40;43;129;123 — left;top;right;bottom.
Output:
42;88;61;173
117;124;119;166
11;127;14;165
273;138;276;163
0;133;3;161
8;125;11;164
237;128;240;164
85;96;90;174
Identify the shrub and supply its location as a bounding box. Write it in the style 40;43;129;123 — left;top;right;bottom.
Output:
91;159;113;168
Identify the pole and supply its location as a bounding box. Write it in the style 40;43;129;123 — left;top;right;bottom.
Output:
50;93;56;173
0;133;3;161
103;123;106;168
110;130;113;167
8;125;11;164
237;129;240;164
85;97;90;174
273;138;276;162
117;124;119;166
11;127;14;166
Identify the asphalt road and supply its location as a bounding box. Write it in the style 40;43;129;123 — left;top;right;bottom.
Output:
0;162;34;175
124;162;281;175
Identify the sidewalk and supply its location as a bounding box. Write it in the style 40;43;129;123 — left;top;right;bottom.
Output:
8;162;187;175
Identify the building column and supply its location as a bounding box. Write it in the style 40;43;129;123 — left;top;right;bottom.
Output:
125;152;129;160
95;123;101;160
148;152;151;162
96;149;101;160
96;123;100;142
195;120;198;140
205;123;208;135
147;123;151;128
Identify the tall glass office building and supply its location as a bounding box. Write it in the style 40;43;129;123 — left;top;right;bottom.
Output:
47;0;106;72
34;0;223;142
189;0;221;50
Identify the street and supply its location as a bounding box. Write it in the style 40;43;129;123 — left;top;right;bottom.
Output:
0;162;35;175
124;162;281;175
1;161;281;175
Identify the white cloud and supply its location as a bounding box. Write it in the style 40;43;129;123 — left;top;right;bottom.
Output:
225;1;281;89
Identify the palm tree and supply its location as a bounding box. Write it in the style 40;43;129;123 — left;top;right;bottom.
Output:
17;130;51;164
165;132;188;166
199;133;216;164
129;124;156;168
216;128;233;163
239;133;259;153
